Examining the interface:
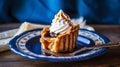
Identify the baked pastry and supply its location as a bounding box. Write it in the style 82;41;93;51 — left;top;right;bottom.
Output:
40;10;79;53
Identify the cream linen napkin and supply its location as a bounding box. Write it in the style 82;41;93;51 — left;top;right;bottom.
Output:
0;22;49;52
0;17;94;52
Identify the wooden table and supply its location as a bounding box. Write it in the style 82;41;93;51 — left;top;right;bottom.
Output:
0;23;120;67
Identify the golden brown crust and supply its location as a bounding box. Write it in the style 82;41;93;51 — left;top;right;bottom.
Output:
40;24;80;53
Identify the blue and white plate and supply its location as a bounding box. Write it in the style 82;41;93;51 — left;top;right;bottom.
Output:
9;29;110;62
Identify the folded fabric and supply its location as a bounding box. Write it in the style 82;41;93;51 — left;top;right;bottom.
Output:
0;22;49;52
0;17;94;52
0;0;120;24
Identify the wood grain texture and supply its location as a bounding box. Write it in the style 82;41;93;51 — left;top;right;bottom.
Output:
0;23;120;67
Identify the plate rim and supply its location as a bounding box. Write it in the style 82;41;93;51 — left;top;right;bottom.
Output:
9;28;110;62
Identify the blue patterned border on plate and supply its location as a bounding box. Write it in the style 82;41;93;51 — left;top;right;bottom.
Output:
9;29;110;62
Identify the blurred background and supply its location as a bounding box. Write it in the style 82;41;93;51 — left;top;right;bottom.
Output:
0;0;120;24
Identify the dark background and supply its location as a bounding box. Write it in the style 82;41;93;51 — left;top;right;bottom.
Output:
0;0;120;24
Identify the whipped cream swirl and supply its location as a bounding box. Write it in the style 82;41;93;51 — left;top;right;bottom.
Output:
50;10;73;36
